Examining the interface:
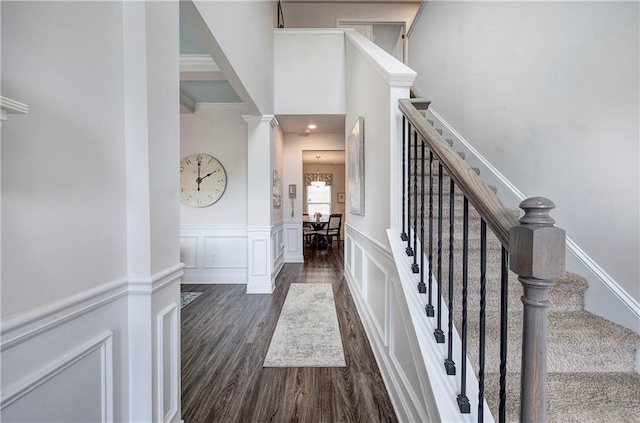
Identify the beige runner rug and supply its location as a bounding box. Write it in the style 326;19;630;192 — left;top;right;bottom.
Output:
263;283;346;367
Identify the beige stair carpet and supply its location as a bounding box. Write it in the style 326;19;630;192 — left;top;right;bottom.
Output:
411;127;640;422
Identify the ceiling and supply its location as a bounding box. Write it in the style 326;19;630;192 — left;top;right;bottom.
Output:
302;150;345;165
181;81;242;104
180;13;242;108
277;114;345;134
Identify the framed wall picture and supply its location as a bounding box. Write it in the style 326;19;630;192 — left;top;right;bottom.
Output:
347;117;365;215
273;169;282;209
337;192;345;203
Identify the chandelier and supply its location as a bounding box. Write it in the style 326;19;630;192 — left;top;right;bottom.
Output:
311;156;326;187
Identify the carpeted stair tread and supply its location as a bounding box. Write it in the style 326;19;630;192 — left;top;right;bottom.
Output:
483;372;640;423
413;228;505;251
410;180;498;196
410;205;520;222
459;309;640;374
436;270;587;313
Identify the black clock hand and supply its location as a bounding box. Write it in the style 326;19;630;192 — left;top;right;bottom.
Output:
199;170;216;182
196;159;202;191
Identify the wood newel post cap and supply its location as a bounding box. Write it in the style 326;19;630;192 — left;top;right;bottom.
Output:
509;197;566;280
518;197;556;226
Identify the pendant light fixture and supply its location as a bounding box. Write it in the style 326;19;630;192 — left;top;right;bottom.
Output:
311;155;326;187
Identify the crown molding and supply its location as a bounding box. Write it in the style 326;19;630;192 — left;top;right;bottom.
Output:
180;92;195;114
242;115;278;128
179;54;220;73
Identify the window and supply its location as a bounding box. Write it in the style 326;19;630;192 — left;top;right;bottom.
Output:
307;185;331;217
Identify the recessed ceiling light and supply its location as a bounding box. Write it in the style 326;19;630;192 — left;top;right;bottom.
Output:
307;124;317;129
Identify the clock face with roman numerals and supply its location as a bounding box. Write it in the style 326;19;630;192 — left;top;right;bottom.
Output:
180;153;227;207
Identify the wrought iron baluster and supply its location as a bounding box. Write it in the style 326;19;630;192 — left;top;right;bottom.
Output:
457;196;470;412
434;162;444;343
478;220;487;423
401;116;407;241
426;151;434;317
444;178;456;375
499;247;509;423
412;129;419;273
405;123;414;257
418;139;426;292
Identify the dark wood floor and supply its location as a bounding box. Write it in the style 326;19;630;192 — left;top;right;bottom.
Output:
181;243;398;423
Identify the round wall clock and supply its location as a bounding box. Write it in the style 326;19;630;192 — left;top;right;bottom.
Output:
180;153;227;207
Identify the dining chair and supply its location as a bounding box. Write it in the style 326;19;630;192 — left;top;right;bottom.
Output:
325;213;342;248
302;213;314;244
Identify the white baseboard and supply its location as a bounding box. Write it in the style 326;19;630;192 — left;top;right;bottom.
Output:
426;107;640;335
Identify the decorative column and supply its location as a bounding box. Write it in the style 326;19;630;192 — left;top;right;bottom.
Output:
244;115;278;294
509;197;565;423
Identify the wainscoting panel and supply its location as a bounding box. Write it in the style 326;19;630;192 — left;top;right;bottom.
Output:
251;238;268;276
0;281;128;422
344;224;436;423
271;222;285;280
283;220;304;263
1;332;113;423
180;226;248;284
247;227;275;294
353;242;364;295
203;236;247;269
364;255;388;346
156;303;179;422
152;266;183;423
180;236;198;269
1;265;184;423
389;286;425;408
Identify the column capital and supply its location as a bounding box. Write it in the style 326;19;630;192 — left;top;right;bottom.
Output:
242;114;279;128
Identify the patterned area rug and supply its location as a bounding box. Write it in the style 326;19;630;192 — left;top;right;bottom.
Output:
264;283;346;367
181;292;202;308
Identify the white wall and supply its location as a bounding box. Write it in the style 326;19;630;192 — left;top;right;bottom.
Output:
408;2;640;316
272;123;284;225
187;1;275;115
1;2;183;421
274;30;345;115
282;2;420;29
372;24;403;62
346;30;412;246
2;0;127;318
147;1;181;276
180;104;249;226
180;104;249;284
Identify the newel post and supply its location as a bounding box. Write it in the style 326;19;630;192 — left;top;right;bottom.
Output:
509;197;566;423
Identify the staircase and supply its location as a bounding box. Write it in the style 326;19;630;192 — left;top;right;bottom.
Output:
405;112;640;421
